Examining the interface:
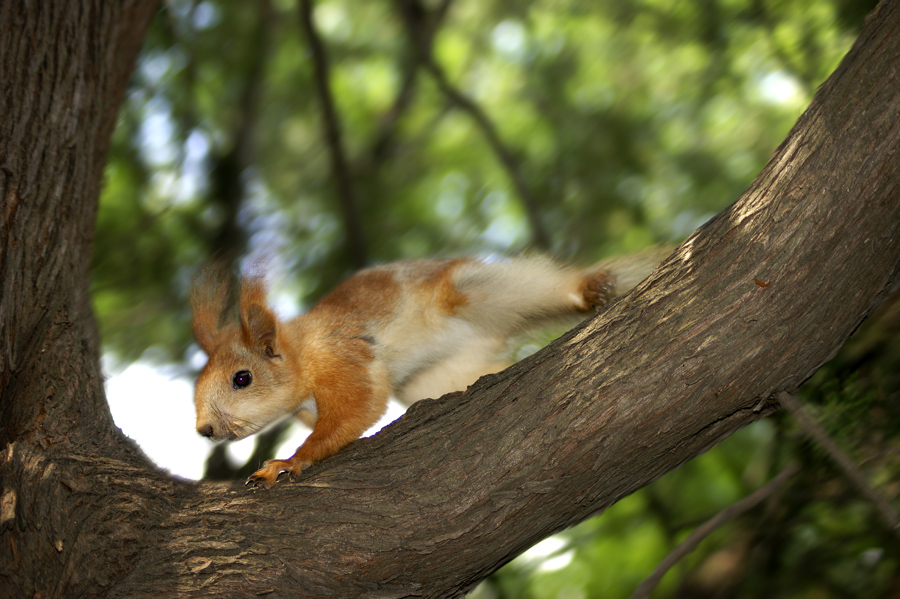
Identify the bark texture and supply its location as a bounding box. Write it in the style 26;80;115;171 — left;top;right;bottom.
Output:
0;1;162;596
3;1;900;598
0;0;159;450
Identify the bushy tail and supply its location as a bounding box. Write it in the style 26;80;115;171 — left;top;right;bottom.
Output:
452;246;672;336
592;243;673;298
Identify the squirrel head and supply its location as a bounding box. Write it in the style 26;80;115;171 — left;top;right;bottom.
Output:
190;269;298;441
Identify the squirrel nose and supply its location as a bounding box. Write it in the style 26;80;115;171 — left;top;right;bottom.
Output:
197;423;215;438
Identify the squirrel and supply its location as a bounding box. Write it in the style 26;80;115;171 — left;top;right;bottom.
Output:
191;253;660;489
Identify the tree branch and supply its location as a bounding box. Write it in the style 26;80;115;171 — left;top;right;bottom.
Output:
630;464;799;599
364;0;453;170
777;391;900;536
394;0;553;250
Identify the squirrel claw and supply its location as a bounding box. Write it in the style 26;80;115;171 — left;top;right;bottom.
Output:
246;458;306;489
245;472;277;490
246;460;287;490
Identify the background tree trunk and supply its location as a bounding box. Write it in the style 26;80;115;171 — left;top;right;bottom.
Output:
2;1;900;597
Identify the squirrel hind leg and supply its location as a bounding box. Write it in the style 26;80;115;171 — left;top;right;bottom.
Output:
395;336;510;405
580;269;617;311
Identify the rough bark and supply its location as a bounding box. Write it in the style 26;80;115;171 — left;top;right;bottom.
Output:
0;0;158;452
0;0;161;596
2;1;900;598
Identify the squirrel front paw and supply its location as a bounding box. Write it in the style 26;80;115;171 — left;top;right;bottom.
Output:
247;458;306;490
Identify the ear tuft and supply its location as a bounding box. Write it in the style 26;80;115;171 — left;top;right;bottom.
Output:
240;277;280;357
191;264;233;353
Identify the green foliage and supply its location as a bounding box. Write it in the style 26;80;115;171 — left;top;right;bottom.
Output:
92;0;898;596
93;0;865;363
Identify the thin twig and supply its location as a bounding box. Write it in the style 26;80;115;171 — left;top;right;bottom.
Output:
366;0;452;169
299;0;368;269
777;391;900;537
394;0;552;250
630;464;799;599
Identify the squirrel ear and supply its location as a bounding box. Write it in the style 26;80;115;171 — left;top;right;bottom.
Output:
191;266;232;354
240;276;280;358
242;304;279;357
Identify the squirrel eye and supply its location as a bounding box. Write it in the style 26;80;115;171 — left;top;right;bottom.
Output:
232;370;252;389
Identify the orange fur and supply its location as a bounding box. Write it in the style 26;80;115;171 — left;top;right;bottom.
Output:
191;255;657;489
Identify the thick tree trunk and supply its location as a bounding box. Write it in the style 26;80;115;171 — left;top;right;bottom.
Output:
2;1;900;598
0;0;159;451
0;0;161;595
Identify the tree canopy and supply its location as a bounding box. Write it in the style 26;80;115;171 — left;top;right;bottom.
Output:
93;0;868;362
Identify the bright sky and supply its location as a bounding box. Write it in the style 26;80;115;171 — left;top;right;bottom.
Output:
104;360;406;480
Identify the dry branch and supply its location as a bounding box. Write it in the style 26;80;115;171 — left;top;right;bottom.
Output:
777;392;900;536
630;464;799;599
395;0;553;250
365;0;454;168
